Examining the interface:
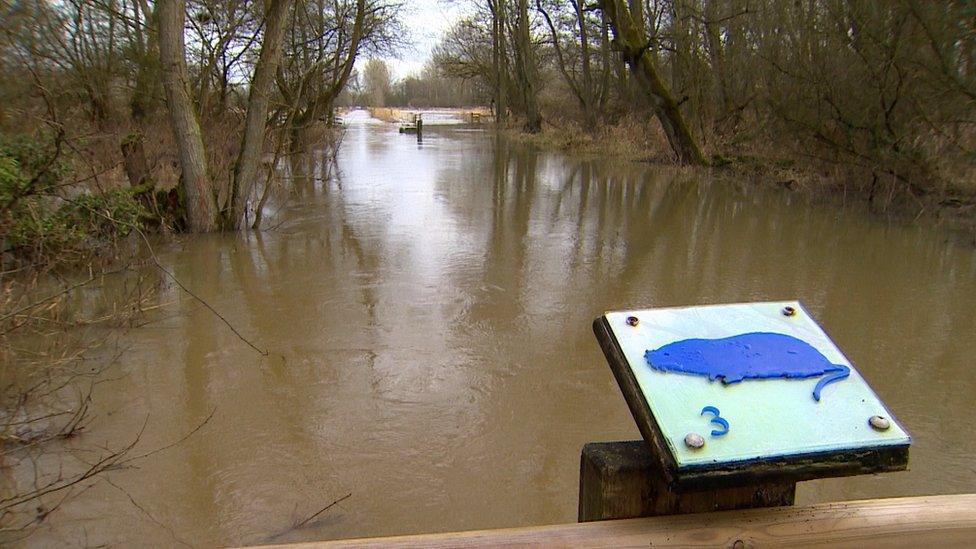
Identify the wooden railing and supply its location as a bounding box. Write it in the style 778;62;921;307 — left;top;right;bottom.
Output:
255;494;976;548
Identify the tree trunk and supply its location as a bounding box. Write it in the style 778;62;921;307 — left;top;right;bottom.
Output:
130;0;159;121
121;134;153;189
599;9;611;110
490;0;509;124
515;0;541;132
537;0;593;128
230;0;292;229
575;0;599;129
158;0;218;231
600;0;708;165
703;0;731;117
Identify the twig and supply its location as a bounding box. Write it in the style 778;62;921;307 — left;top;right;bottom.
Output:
15;67;66;207
104;477;193;548
138;238;268;356
120;408;216;464
0;267;129;325
295;492;352;528
0;416;147;512
3;410;72;427
59;198;269;356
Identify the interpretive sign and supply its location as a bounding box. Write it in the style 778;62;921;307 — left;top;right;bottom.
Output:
593;301;911;489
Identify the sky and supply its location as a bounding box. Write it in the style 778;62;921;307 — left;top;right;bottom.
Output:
374;0;469;80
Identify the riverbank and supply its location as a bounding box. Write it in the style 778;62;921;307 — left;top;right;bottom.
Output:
504;119;976;242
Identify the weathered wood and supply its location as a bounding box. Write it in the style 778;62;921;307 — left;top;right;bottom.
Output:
579;440;794;521
592;316;677;479
592;316;910;491
254;494;976;548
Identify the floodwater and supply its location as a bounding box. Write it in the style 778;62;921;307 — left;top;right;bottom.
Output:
17;118;976;546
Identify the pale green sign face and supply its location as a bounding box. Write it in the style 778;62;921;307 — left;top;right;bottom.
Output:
605;301;911;469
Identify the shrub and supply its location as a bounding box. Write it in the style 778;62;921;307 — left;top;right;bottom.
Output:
1;135;146;266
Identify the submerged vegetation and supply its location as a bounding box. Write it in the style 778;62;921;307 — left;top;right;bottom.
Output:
0;0;402;525
428;0;976;222
0;0;404;532
0;129;157;539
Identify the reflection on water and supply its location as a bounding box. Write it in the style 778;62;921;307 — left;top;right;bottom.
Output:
25;124;976;546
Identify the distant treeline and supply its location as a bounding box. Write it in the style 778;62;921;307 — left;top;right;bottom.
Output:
342;59;483;108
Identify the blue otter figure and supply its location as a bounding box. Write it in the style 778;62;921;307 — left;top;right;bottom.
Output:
644;332;850;401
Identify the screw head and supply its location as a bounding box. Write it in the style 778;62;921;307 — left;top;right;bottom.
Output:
684;433;705;449
782;306;797;317
869;415;891;431
626;316;639;326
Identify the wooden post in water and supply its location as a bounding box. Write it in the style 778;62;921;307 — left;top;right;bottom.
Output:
416;113;423;142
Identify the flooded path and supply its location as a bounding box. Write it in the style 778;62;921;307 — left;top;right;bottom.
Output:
23;122;976;546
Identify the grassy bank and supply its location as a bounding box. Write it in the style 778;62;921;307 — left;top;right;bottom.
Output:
367;106;494;124
504;117;976;240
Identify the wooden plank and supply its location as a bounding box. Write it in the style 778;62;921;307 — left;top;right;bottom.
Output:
256;494;976;548
578;440;795;521
593;316;909;491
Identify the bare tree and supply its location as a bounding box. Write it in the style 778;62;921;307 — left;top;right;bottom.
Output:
276;0;401;155
363;57;393;106
600;0;707;164
536;0;611;129
230;0;293;229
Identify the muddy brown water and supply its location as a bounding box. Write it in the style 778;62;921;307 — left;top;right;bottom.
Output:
20;123;976;546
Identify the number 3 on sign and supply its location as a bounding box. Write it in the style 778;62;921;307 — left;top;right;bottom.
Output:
701;406;730;437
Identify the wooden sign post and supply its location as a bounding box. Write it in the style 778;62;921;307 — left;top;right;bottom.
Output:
583;301;910;522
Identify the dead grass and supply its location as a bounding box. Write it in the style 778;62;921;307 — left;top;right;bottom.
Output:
506;115;976;240
369;106;495;124
506;114;672;161
368;107;407;123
